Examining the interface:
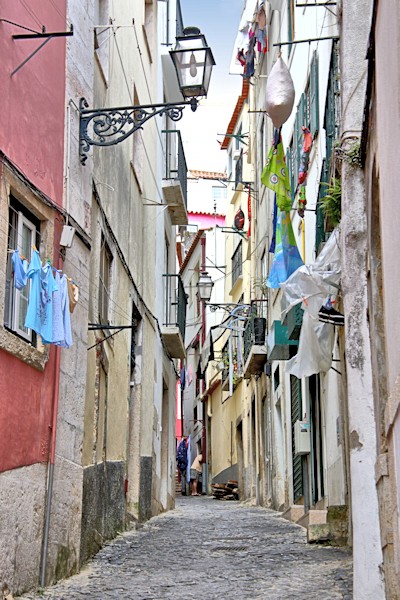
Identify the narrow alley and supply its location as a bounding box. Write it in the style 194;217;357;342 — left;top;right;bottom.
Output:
20;497;352;600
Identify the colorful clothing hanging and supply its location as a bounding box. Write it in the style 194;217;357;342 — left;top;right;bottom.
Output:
12;248;76;348
11;250;28;290
261;136;292;212
267;211;304;288
24;250;57;342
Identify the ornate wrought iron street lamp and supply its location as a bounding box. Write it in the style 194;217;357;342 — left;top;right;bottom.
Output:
79;27;215;165
197;271;214;303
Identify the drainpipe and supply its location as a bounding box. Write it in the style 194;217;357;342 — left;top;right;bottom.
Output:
40;308;62;586
200;236;207;492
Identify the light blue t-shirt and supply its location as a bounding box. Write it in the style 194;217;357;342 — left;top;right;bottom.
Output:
12;249;28;290
25;251;58;342
50;272;72;348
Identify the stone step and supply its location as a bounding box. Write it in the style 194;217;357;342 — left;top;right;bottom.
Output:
281;505;305;523
296;509;327;529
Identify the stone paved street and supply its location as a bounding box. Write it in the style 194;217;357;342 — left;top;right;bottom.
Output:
20;497;352;600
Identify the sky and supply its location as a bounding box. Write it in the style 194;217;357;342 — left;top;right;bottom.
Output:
178;0;244;173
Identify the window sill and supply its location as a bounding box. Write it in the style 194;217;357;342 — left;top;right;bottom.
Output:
0;326;49;371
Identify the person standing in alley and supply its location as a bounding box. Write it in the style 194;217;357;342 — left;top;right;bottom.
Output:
190;453;203;496
176;437;189;496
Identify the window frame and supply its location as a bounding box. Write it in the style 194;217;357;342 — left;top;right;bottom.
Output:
99;234;113;324
0;163;55;369
5;198;40;343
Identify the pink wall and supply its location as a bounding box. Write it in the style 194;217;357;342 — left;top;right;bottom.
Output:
0;2;67;471
0;1;67;203
0;348;55;471
188;212;226;230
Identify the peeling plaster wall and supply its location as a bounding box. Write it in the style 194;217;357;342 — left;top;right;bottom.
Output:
365;1;400;595
340;1;385;597
42;0;93;587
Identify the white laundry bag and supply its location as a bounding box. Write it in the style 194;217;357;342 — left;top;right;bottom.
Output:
265;56;295;128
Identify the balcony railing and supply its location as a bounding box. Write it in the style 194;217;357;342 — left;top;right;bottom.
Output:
162;129;188;224
163;273;187;340
243;301;268;376
163;129;188;205
243;319;267;365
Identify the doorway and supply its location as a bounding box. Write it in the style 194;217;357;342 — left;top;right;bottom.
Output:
309;374;325;505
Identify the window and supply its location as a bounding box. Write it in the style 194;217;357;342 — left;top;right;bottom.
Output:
99;234;112;323
211;186;227;214
4;197;40;342
287;53;319;199
231;241;243;288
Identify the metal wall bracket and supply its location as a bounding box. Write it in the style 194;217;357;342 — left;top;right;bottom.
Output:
79;97;197;165
10;24;74;76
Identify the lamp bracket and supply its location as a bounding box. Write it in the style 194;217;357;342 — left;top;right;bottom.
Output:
79;96;197;165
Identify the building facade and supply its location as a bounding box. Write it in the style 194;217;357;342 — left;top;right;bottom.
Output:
0;0;191;594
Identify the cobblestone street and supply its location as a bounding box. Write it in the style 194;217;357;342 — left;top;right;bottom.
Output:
20;497;352;600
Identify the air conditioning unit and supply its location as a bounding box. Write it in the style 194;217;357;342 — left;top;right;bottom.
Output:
232;149;241;161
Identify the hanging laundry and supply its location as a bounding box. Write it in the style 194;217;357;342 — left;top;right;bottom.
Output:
45;271;72;348
244;35;256;79
11;249;28;290
236;48;246;67
67;279;79;313
255;2;268;53
298;127;313;186
46;269;64;344
17;249;75;347
267;211;304;288
24;250;58;342
261;133;292;212
57;275;72;348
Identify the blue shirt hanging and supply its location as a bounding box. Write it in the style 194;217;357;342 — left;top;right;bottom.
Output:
25;250;58;342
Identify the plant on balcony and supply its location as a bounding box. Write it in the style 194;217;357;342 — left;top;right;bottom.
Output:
222;350;239;386
253;277;268;297
320;177;341;227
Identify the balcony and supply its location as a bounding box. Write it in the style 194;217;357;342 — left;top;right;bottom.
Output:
243;304;268;378
162;130;188;225
161;274;187;359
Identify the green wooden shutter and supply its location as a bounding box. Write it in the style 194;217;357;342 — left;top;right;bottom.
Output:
309;51;319;138
291;375;303;502
315;159;329;255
